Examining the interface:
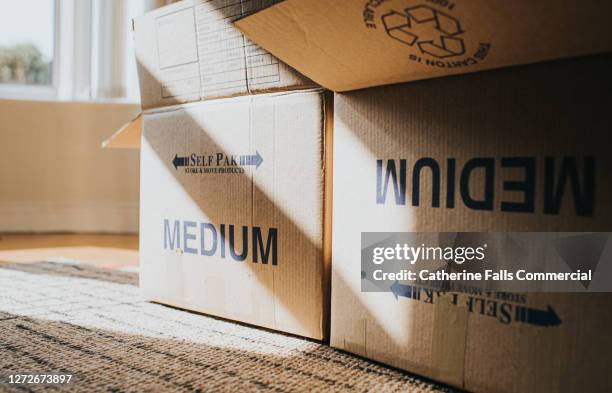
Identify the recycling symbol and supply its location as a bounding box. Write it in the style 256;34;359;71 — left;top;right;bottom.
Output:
381;5;465;59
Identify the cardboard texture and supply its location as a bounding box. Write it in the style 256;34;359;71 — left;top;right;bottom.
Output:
140;89;332;340
235;0;612;92
134;0;314;110
331;54;612;392
102;114;142;149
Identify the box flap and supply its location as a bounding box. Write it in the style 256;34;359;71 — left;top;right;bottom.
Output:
133;0;313;110
235;0;612;91
102;114;142;149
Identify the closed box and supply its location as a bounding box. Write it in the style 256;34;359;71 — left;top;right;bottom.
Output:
138;89;332;339
331;55;612;392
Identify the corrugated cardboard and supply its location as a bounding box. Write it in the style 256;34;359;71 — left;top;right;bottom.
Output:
235;0;612;92
331;54;612;392
140;89;332;340
135;0;314;110
102;114;142;149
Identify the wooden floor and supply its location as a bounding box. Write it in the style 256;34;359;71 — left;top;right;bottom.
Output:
0;234;138;269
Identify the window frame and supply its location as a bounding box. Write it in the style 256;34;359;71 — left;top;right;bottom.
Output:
0;0;61;101
0;0;149;103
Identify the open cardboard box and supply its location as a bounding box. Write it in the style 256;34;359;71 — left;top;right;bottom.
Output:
329;54;612;392
103;0;332;340
104;89;333;341
104;0;612;390
235;0;612;92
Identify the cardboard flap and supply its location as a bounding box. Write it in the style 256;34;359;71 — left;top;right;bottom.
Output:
102;114;142;149
235;0;612;92
133;0;313;110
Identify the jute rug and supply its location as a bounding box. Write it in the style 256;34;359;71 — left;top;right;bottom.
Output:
0;261;456;392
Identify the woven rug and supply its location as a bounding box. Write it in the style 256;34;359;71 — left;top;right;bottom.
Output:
0;261;456;392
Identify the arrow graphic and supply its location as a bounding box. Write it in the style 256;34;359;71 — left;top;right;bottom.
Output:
173;154;189;170
240;151;263;169
390;281;419;300
391;281;562;328
515;305;562;327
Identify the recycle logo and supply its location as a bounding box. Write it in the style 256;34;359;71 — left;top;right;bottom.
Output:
381;5;465;59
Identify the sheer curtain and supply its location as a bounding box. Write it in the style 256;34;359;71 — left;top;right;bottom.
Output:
58;0;168;102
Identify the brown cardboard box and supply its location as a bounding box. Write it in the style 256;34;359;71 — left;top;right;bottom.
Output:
102;114;142;149
134;88;332;339
135;0;314;110
331;54;612;392
235;0;612;92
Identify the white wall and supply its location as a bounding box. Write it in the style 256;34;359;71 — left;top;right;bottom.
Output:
0;99;140;233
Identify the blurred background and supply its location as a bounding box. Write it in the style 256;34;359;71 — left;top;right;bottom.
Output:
0;1;176;267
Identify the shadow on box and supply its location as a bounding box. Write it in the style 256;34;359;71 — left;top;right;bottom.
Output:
332;53;612;391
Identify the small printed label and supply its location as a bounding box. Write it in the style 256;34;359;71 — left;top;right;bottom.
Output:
363;0;491;68
384;283;562;327
172;151;264;174
156;8;198;69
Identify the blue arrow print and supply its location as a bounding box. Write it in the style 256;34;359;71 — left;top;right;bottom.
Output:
391;281;562;327
173;154;188;170
240;151;264;169
390;281;420;300
515;305;562;327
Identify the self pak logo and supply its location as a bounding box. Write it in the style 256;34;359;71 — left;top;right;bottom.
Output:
363;0;491;68
172;151;263;174
388;284;562;327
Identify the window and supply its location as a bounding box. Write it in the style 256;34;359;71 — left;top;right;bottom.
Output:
0;0;163;102
0;0;55;86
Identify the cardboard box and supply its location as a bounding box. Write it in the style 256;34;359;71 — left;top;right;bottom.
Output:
331;54;612;392
235;0;612;92
102;114;142;149
112;89;333;340
135;0;314;110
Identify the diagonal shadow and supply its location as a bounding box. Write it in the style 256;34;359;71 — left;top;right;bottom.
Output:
331;53;612;391
130;1;338;341
0;312;458;392
128;6;612;390
0;261;138;286
137;78;334;340
136;62;457;384
335;53;612;232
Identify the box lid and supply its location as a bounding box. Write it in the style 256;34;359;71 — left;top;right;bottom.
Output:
133;0;314;110
102;114;141;149
235;0;612;92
